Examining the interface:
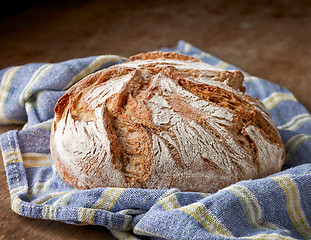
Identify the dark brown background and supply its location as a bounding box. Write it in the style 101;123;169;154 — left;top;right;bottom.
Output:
1;0;310;239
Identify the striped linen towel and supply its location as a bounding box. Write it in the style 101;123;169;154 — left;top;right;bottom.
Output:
1;40;311;240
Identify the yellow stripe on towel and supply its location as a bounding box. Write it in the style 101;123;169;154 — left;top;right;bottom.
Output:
159;193;180;210
92;188;126;211
278;113;311;131
11;196;22;214
19;64;54;106
78;207;96;225
22;152;51;168
2;150;23;166
0;66;24;124
180;202;233;237
272;175;311;239
262;92;297;110
227;185;279;231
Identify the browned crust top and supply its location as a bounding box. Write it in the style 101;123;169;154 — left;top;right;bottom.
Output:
129;51;200;62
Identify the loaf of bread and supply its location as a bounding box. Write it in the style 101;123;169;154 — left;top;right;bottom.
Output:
50;52;285;192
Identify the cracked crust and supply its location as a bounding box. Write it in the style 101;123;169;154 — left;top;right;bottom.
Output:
50;51;285;192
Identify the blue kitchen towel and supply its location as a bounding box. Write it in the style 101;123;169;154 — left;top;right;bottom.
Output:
1;40;311;240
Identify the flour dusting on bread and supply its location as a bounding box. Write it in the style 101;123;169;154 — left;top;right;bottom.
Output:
50;51;285;192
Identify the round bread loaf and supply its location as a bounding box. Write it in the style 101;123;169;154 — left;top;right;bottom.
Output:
50;51;285;192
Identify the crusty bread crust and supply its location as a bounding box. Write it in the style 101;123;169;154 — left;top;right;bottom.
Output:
50;51;285;192
129;51;199;62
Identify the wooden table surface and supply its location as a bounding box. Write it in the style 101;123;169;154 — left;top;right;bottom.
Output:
1;0;310;239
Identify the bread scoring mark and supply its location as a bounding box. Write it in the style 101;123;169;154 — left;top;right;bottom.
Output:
145;134;178;189
104;70;154;188
201;157;221;170
158;131;186;170
86;71;136;109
